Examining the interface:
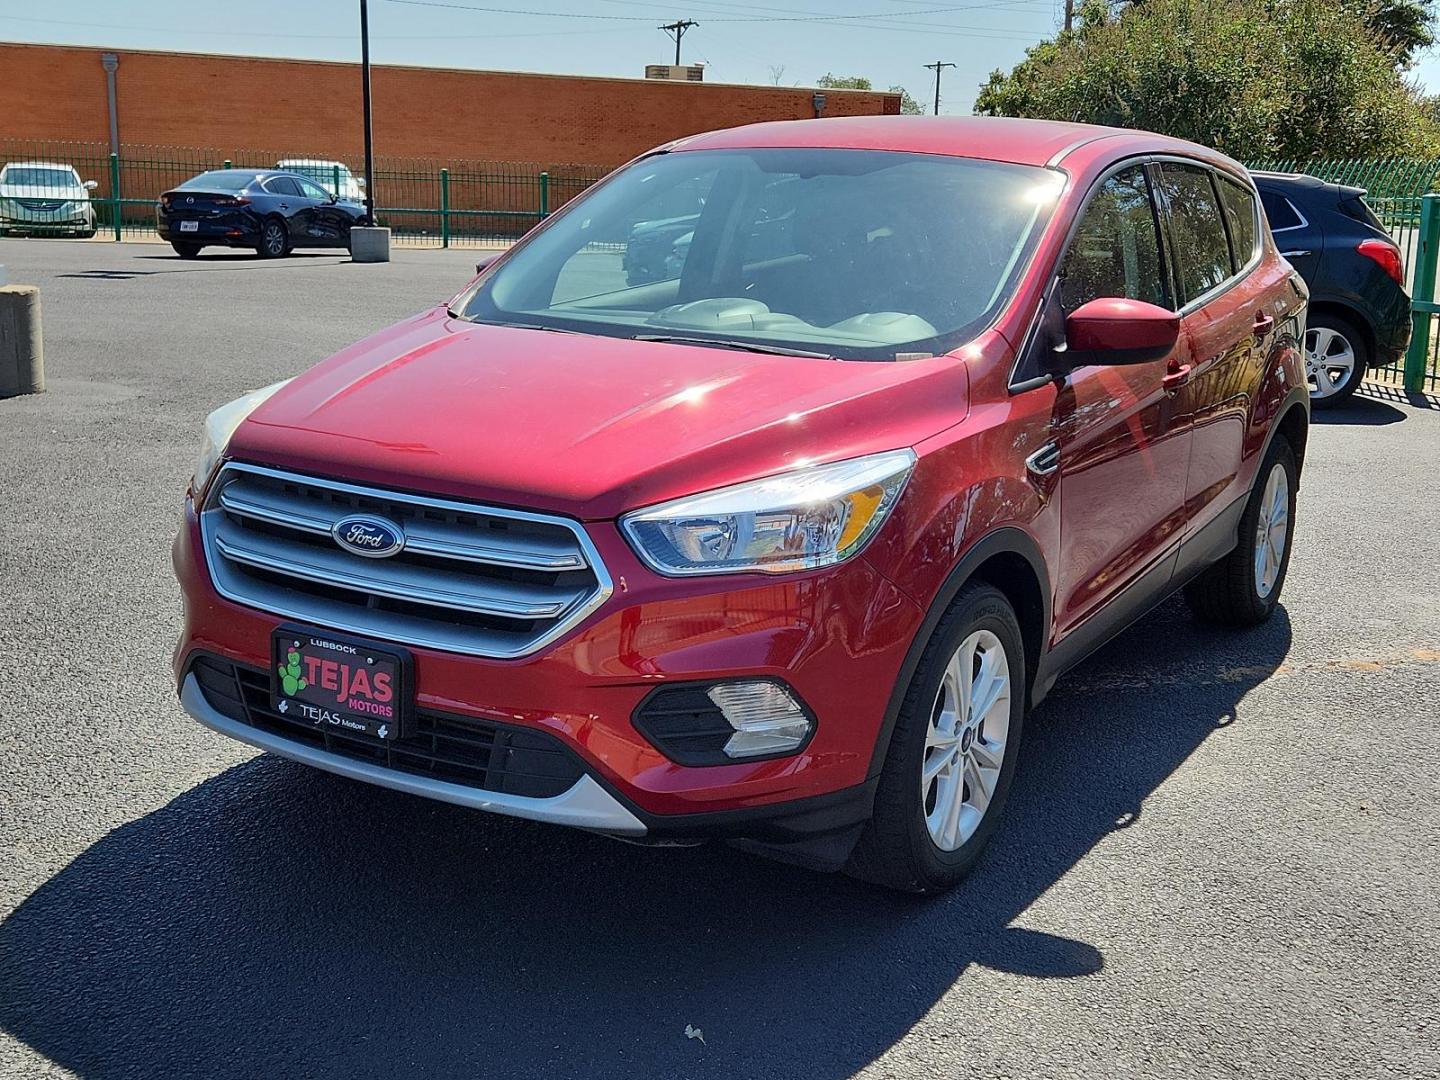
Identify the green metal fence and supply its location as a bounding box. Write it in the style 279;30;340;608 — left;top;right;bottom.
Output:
1246;156;1440;390
0;137;609;248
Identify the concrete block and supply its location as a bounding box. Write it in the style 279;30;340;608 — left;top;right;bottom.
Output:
0;285;43;397
350;227;391;263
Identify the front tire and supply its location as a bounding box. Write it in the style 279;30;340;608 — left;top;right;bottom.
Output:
1184;438;1298;627
1305;314;1367;408
257;219;289;258
846;583;1026;893
170;241;202;259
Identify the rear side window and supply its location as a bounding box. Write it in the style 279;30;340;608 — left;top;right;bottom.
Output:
265;176;301;197
1217;177;1258;269
1155;163;1232;303
1259;190;1304;231
1059;165;1169;313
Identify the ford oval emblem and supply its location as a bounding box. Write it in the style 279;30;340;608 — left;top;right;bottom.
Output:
332;514;405;559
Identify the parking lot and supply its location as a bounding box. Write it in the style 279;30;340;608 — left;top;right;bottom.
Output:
1;238;1437;1079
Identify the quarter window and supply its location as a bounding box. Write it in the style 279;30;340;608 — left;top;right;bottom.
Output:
1155;163;1232;303
1259;190;1304;231
1217;177;1258;269
1059;165;1168;313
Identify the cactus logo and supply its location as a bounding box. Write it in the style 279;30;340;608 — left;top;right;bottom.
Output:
277;646;309;696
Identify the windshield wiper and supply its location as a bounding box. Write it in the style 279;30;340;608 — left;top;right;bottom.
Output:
634;334;836;360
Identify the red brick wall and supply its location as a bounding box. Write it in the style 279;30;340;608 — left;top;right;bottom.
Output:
0;42;900;167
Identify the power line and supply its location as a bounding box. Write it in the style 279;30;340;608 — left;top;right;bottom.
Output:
923;59;956;115
658;18;699;64
387;0;1050;24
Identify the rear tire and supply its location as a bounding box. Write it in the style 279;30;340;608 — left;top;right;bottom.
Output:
1184;438;1298;627
257;219;289;259
1305;313;1367;408
170;241;202;259
845;583;1026;893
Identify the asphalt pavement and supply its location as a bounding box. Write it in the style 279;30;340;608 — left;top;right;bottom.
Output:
1;238;1436;1080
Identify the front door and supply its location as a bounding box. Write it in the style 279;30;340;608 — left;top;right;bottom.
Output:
1050;163;1193;648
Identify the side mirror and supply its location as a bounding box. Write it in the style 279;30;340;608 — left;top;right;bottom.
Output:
1063;297;1180;368
84;179;98;191
474;252;502;275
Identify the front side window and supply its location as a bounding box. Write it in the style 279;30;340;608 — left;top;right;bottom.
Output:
296;177;331;201
1059;165;1168;313
1217;176;1258;269
459;148;1060;360
1155;163;1232;302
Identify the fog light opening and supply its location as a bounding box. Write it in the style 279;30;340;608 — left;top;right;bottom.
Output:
706;682;813;759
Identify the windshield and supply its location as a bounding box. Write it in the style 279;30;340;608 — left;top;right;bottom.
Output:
179;170;258;192
459;148;1059;360
1;167;79;189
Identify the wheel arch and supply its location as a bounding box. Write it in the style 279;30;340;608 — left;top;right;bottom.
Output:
866;527;1051;781
1307;298;1376;365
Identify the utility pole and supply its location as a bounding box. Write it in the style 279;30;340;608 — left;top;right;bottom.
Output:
1063;0;1074;31
359;0;376;226
659;19;698;65
923;60;956;116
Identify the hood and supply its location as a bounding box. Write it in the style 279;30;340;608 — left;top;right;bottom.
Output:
230;307;975;519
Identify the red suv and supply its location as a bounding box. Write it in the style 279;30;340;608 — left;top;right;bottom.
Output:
173;117;1309;892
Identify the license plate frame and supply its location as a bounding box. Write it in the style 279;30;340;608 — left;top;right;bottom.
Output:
271;626;413;742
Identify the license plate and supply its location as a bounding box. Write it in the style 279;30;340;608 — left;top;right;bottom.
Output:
179;220;199;232
272;628;412;741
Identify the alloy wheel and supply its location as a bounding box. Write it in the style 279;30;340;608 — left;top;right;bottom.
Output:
1304;326;1356;400
262;223;286;257
921;628;1012;852
1253;462;1289;598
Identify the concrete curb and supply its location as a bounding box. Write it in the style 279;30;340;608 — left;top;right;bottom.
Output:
0;284;44;397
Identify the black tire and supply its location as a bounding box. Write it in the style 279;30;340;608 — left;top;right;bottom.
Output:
257;218;290;259
845;583;1027;893
1305;312;1368;409
1184;438;1298;627
170;241;202;259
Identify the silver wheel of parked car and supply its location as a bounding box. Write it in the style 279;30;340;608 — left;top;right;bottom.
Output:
1304;324;1359;401
259;219;288;258
921;628;1012;852
1253;461;1289;599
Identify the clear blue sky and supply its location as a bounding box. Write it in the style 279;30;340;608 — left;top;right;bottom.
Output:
1;0;1436;116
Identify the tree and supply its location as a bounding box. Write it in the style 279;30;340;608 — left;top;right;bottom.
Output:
1360;0;1436;63
975;0;1440;159
816;72;924;115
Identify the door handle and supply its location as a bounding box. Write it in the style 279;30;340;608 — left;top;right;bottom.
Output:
278;203;289;209
1162;362;1193;392
1253;310;1275;335
1279;249;1313;258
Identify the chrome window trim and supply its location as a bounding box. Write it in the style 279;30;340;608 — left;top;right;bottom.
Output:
200;461;614;660
1256;193;1309;234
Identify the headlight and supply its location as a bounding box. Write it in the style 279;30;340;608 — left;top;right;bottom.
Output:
620;449;915;576
191;380;292;498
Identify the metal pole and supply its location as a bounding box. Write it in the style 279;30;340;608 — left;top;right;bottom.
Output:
538;171;550;220
360;0;376;226
101;53;120;158
440;167;450;247
1404;193;1439;391
108;152;121;242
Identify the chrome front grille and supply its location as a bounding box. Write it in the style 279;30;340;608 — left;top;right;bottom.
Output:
200;462;611;657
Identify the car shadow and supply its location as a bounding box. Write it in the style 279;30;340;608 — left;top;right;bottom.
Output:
1311;393;1408;425
56;254;349;280
0;597;1291;1079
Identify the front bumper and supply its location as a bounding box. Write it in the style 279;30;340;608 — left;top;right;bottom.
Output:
173;495;922;851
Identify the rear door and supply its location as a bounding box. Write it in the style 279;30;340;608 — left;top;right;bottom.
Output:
263;175;309;243
1259;185;1322;283
1049;163;1193;645
1153;162;1269;552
